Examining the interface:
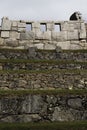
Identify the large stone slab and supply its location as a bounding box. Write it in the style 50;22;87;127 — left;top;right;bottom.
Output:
1;31;10;38
1;17;11;30
10;31;20;40
20;32;35;40
67;30;79;40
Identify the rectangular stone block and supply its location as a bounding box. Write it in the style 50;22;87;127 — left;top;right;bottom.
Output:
12;21;18;27
0;38;4;45
67;30;78;40
47;23;54;31
79;23;86;39
1;31;10;38
11;27;18;31
10;31;20;40
56;41;70;50
18;22;26;28
34;43;44;49
52;31;67;41
20;32;35;40
18;28;26;32
1;18;11;30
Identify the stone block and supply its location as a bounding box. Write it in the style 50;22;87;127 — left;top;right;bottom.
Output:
32;22;40;28
1;31;10;38
34;43;44;49
11;27;18;31
43;31;51;40
47;23;54;31
56;41;70;50
67;30;78;40
12;21;18;27
44;44;56;50
79;23;86;39
52;31;67;41
10;32;20;40
20;32;35;40
5;39;19;47
35;31;51;40
0;38;4;46
61;22;69;31
1;17;11;30
18;22;26;28
18;28;26;32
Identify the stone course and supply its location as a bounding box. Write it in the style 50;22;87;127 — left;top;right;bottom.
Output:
0;15;87;50
0;95;87;122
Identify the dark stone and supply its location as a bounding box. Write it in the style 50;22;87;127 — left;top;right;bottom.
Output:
70;12;82;20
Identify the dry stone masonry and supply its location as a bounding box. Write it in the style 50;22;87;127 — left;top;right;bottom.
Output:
0;13;87;123
0;13;87;50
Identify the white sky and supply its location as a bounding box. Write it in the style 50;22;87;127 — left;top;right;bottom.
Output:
0;0;87;21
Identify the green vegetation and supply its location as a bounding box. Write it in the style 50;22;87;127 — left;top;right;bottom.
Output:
0;59;87;65
0;89;86;97
0;121;87;130
0;48;87;53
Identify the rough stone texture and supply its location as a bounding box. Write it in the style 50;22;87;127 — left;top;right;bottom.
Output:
10;31;20;40
0;49;86;61
1;17;11;30
1;31;9;38
0;95;87;122
0;16;87;50
0;71;86;90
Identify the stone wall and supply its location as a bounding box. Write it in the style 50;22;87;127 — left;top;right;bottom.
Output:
0;48;87;61
0;94;87;122
0;71;86;90
0;17;87;50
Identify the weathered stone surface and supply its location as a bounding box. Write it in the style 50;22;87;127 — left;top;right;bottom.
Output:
44;44;56;50
0;38;4;45
67;98;82;109
5;39;19;47
10;31;20;39
0;95;86;122
67;30;78;40
1;17;11;30
52;107;74;121
56;41;70;50
18;28;26;32
18;22;26;28
1;31;9;38
20;32;35;40
34;43;44;49
12;21;18;27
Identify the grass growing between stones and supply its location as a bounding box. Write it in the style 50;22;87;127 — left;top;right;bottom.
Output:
0;121;87;130
0;59;87;65
0;89;86;97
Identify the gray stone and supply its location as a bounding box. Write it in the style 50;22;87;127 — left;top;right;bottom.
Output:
0;38;4;46
21;95;43;114
1;31;9;38
12;21;18;27
18;22;26;28
10;31;20;40
20;32;35;40
51;107;74;121
1;17;11;30
28;47;37;58
44;44;56;50
34;43;44;49
67;30;79;40
5;39;19;47
67;98;82;109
